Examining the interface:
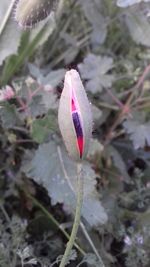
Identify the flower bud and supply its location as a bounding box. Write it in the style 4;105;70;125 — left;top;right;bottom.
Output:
0;86;14;101
14;0;56;29
58;69;93;161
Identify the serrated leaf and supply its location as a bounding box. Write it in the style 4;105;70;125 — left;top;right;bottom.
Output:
0;103;22;128
78;53;114;93
83;253;102;267
65;249;77;264
125;8;150;46
29;12;56;47
1;16;56;85
31;112;58;143
82;197;108;226
38;90;58;111
56;249;77;265
28;64;65;88
22;141;107;227
28;95;46;118
80;0;107;45
123;119;150;149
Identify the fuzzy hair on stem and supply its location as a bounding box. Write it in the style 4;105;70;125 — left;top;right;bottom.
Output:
59;163;84;267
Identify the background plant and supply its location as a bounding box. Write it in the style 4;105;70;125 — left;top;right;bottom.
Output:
0;0;150;266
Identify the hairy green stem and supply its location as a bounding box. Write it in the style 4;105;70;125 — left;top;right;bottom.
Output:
59;163;84;267
23;190;85;256
57;146;104;265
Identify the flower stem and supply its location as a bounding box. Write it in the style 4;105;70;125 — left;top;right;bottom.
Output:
59;163;84;267
24;190;85;256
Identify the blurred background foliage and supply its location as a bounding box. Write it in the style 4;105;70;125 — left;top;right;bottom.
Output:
0;0;150;266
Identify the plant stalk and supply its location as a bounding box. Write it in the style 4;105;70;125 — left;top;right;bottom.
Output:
59;163;84;267
23;190;85;256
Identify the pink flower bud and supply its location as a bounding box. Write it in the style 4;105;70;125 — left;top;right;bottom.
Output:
14;0;56;29
58;69;93;161
0;86;14;101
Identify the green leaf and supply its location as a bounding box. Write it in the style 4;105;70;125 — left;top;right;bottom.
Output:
83;253;103;267
78;53;114;93
0;103;22;128
80;0;107;45
123;119;150;149
28;64;65;88
1;17;56;85
107;145;131;182
29;12;56;47
22;141;108;227
26;95;45;118
125;8;150;47
31;112;58;143
12;76;59;119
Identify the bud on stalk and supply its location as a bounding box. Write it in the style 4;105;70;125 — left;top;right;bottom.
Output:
14;0;56;29
58;69;93;161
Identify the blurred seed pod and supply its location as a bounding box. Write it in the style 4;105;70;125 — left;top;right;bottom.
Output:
14;0;57;29
58;69;93;161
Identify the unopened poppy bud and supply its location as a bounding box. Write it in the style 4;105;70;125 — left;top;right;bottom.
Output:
14;0;56;29
58;69;93;161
